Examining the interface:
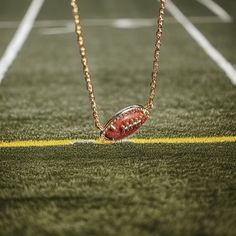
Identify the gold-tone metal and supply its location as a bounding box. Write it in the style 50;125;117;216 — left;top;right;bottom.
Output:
70;0;166;130
145;0;166;111
71;0;103;131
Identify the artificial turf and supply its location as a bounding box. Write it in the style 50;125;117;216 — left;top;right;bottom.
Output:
0;0;236;235
1;143;236;236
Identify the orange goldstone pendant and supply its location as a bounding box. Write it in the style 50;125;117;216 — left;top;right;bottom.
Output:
100;105;149;141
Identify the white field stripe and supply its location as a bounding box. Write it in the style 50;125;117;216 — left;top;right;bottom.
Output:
0;0;45;83
196;0;232;22
0;16;230;30
0;20;71;29
165;0;236;85
40;16;230;35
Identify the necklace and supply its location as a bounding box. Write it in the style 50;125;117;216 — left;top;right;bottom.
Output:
71;0;166;141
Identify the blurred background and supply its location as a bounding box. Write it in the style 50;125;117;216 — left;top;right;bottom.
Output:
0;0;235;140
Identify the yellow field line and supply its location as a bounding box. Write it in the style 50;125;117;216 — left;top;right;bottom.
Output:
130;136;236;144
0;136;235;148
0;140;73;148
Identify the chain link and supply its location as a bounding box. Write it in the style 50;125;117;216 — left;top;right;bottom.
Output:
71;0;104;131
145;0;166;111
71;0;166;130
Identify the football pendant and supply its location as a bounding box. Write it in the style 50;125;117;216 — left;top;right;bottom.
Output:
100;105;149;141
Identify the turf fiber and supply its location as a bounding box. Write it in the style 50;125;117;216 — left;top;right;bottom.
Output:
0;0;236;235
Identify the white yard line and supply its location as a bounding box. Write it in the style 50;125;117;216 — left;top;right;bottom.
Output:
196;0;232;22
0;16;230;30
188;16;231;24
0;20;70;29
165;0;236;85
0;0;45;83
41;27;73;35
39;16;231;35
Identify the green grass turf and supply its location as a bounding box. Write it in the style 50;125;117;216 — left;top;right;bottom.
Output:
0;0;236;235
0;0;31;21
1;143;236;236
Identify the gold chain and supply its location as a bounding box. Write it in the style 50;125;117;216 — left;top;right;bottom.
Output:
145;0;166;111
71;0;166;130
71;0;104;131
